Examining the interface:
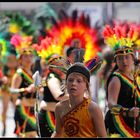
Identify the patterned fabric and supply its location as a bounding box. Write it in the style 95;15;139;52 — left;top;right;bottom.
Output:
16;68;35;99
13;68;37;136
38;109;55;137
62;98;97;137
105;71;140;137
114;72;140;101
14;105;36;135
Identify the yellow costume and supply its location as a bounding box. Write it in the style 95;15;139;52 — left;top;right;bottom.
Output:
136;70;140;88
62;98;97;138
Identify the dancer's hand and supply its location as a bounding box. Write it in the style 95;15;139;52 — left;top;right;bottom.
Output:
128;107;140;118
25;84;36;93
1;76;8;84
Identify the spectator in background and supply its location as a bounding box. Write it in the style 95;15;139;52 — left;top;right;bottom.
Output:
10;34;37;138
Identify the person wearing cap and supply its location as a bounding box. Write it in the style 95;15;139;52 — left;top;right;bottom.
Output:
10;34;37;137
37;53;69;137
51;62;107;138
103;25;140;137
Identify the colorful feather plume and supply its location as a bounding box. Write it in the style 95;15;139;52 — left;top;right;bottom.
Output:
0;38;7;57
32;36;61;59
0;68;3;78
32;9;101;62
10;34;33;55
47;10;100;62
85;57;103;75
103;24;139;50
6;12;35;36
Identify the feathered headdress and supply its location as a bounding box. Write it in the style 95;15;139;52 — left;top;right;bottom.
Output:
103;24;138;57
10;34;33;57
44;9;101;62
0;38;7;57
85;56;103;75
32;36;61;60
6;12;35;36
32;36;69;70
0;35;17;63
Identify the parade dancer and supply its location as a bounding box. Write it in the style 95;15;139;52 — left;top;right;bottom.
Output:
103;24;140;137
10;34;37;137
32;37;69;137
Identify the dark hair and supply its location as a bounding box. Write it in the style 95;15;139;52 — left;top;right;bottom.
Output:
32;57;42;74
102;52;114;79
8;47;17;56
66;47;77;57
105;64;118;100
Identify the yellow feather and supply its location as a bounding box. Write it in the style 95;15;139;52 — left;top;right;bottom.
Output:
135;39;140;47
126;38;133;47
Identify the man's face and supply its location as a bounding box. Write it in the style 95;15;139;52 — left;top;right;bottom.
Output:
68;51;75;64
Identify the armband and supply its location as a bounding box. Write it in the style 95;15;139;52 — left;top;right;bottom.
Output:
59;92;65;97
9;88;25;94
110;105;129;115
19;88;25;92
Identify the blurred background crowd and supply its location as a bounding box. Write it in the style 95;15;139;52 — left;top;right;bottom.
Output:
0;2;140;137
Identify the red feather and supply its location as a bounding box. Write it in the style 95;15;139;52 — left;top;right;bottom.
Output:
121;25;127;37
0;69;3;78
103;30;111;37
79;13;86;27
10;34;22;47
114;26;122;39
32;44;41;51
128;26;135;39
103;25;114;38
106;25;114;35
